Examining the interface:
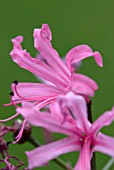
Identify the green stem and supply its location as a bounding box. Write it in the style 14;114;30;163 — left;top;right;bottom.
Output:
28;136;73;170
87;100;96;170
102;158;114;170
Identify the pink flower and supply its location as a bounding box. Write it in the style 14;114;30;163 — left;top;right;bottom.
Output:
16;93;114;170
7;24;103;108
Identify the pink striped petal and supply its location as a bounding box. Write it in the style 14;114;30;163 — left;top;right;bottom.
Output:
17;102;76;136
50;102;78;130
93;133;114;157
10;36;67;88
66;45;103;72
35;54;54;85
57;92;89;133
71;73;98;97
26;137;80;169
74;141;91;170
34;24;71;83
11;82;63;104
90;107;114;136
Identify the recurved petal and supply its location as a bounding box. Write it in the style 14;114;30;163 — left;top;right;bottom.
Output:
66;45;103;72
34;24;71;83
93;132;114;157
71;73;98;97
26;137;80;169
90;107;114;136
10;36;67;88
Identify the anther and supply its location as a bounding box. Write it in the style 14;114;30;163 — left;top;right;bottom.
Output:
9;91;14;96
13;80;18;85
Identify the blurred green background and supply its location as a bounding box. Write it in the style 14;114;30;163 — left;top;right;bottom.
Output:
0;0;114;169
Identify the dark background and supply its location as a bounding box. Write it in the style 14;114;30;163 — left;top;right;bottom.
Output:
0;0;114;169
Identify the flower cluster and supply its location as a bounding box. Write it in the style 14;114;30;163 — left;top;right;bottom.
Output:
1;24;114;170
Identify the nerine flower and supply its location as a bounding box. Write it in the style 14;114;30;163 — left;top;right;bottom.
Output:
7;24;103;109
17;93;114;170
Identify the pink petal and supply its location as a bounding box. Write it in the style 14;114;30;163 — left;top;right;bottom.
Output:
34;24;71;83
35;54;54;85
74;140;91;170
11;82;63;104
26;137;81;169
17;102;76;136
57;92;89;133
93;132;114;157
10;36;67;88
91;107;114;136
66;45;103;72
71;73;98;97
50;102;79;131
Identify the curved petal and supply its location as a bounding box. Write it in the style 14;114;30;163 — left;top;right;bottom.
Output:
34;24;71;83
66;45;103;72
74;141;91;170
71;73;98;97
10;36;67;88
35;54;54;85
57;92;89;133
90;107;114;136
11;82;63;104
26;137;81;169
93;132;114;157
17;102;76;136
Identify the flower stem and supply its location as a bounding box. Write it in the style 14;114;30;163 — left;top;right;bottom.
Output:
102;158;114;170
87;100;96;170
28;136;73;170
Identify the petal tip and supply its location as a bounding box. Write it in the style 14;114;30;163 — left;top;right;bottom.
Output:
11;36;23;44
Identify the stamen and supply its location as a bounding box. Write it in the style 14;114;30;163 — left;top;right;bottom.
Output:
9;91;14;96
34;96;56;109
13;119;27;144
13;80;18;85
10;95;20;108
13;82;31;101
0;113;20;122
